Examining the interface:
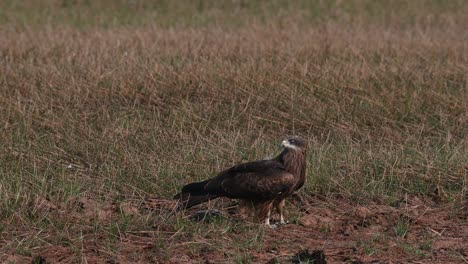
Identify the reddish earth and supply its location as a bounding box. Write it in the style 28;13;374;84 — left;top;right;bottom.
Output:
2;196;466;263
261;197;467;263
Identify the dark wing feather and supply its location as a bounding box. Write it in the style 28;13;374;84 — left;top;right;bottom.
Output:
204;160;295;200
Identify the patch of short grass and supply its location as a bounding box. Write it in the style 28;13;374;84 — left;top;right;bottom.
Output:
393;217;410;238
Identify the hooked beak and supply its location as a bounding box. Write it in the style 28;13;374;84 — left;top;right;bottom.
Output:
280;139;299;151
280;140;288;149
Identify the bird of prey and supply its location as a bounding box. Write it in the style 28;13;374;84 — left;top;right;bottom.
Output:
174;136;307;228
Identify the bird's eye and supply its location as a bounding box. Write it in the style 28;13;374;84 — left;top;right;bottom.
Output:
290;139;296;144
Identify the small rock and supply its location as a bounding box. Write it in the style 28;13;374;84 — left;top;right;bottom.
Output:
291;249;326;264
354;206;371;220
300;214;336;231
119;202;140;216
342;224;355;236
32;256;46;264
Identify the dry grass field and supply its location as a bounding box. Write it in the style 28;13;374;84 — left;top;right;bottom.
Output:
0;0;467;263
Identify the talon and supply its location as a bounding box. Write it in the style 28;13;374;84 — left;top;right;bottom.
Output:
279;220;289;225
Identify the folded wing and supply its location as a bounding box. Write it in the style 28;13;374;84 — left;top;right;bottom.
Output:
175;160;295;209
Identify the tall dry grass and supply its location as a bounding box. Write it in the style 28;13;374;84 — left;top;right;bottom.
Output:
0;0;466;261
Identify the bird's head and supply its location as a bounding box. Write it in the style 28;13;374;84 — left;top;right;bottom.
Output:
280;136;307;151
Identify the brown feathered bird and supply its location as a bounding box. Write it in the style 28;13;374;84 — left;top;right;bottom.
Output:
174;136;307;228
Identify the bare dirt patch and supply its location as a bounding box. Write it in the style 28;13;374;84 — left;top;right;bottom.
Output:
3;196;465;263
258;197;467;263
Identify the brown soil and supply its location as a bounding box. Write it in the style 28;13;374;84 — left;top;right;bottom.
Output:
260;197;467;263
2;196;466;263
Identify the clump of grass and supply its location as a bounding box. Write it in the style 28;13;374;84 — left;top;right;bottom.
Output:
355;234;386;257
400;242;428;258
393;216;410;238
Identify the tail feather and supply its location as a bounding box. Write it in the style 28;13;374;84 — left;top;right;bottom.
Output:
174;180;218;210
175;193;218;210
181;180;210;195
